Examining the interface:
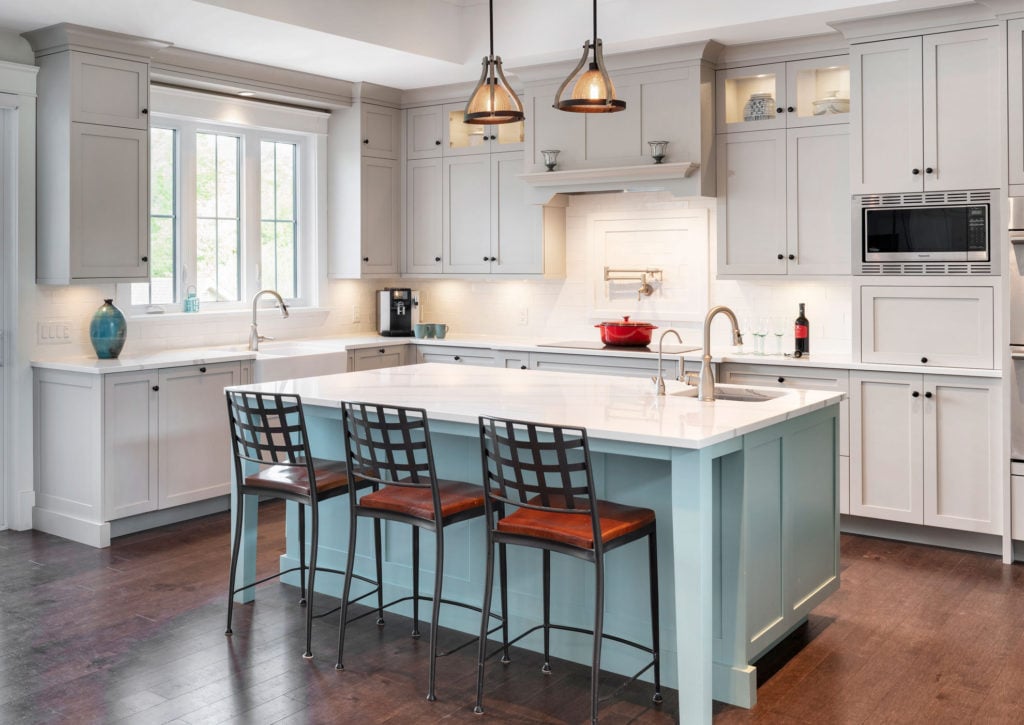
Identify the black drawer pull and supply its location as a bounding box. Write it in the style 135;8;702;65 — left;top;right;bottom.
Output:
912;391;920;398
787;106;794;113
435;140;441;145
152;385;159;392
912;168;921;175
925;391;933;399
141;108;148;115
925;167;934;174
141;256;148;262
363;139;369;144
434;256;441;262
363;256;369;262
378;348;385;354
520;365;527;370
921;356;928;364
777;254;784;260
788;254;795;260
777;377;785;383
199;366;207;373
454;355;461;361
776;107;783;114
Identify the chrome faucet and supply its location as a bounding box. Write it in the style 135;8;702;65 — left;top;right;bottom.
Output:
248;289;290;351
698;306;743;402
652;329;682;396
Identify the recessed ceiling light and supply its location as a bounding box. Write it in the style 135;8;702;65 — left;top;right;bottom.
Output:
238;91;255;97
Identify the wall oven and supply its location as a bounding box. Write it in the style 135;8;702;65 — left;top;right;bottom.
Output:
855;190;998;275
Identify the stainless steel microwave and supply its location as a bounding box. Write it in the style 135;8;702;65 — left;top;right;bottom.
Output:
855;190;998;274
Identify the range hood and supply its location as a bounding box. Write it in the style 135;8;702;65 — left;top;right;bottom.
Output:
520;162;700;204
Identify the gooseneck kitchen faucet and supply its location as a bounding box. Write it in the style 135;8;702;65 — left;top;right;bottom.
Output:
699;306;743;401
652;328;683;396
249;289;290;351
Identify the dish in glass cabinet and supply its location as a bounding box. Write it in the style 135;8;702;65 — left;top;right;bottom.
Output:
812;91;850;115
743;92;776;122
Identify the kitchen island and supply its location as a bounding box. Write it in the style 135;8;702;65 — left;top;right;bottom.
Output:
229;363;843;723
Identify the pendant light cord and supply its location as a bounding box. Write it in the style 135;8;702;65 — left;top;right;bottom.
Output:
489;0;495;57
592;0;598;48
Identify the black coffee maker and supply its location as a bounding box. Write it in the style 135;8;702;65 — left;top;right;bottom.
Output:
377;288;419;337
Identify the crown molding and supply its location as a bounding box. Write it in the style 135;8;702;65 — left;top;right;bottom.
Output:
22;23;170;61
829;3;997;44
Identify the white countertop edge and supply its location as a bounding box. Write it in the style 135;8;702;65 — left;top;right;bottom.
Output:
31;333;1002;378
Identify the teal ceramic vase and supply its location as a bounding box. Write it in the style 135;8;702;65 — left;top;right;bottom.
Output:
89;299;127;359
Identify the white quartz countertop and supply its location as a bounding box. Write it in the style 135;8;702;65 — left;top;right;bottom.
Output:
229;363;844;449
31;332;1001;378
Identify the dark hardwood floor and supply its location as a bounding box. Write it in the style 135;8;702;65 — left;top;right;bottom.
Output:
2;502;1023;724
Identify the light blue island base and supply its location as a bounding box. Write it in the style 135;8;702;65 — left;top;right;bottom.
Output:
233;403;839;722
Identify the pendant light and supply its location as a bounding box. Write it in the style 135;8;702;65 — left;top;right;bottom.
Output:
554;0;625;113
464;0;524;125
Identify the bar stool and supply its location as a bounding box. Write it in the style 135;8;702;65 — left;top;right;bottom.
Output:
475;415;662;724
335;401;505;702
224;390;377;659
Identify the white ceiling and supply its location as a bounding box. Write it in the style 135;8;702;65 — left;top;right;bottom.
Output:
0;0;968;89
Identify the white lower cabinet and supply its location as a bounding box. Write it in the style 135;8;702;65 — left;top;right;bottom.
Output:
348;345;408;371
719;363;850;513
34;360;249;547
415;345;493;366
529;352;689;380
850;371;1000;534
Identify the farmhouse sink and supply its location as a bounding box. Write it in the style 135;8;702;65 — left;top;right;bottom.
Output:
223;340;348;382
670;385;788;403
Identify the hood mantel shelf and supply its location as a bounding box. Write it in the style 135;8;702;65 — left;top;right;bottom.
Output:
520;161;700;203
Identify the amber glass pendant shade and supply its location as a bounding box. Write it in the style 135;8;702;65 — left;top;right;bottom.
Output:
554;0;625;113
464;0;524;125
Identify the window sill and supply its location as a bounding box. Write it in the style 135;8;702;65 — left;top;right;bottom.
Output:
125;305;330;324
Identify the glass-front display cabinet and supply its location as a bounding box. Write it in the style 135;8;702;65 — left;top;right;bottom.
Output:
717;57;850;133
444;103;524;155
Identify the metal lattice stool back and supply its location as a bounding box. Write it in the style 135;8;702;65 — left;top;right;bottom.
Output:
479;415;599;528
226;390;313;473
342;402;436;491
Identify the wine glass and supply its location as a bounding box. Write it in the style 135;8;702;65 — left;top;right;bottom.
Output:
771;316;786;355
753;317;769;355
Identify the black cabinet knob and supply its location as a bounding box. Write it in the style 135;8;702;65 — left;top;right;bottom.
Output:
490;256;497;262
363;139;369;144
776;107;783;114
152;385;159;392
778;377;785;383
520;365;527;370
921;356;928;364
434;256;441;262
925;391;933;399
454;355;461;361
435;140;441;145
788;254;795;260
912;391;920;398
141;108;148;115
199;366;207;373
378;348;385;354
363;256;369;262
912;168;921;175
925;167;934;174
141;256;148;262
777;254;784;260
787;106;794;113
483;256;490;262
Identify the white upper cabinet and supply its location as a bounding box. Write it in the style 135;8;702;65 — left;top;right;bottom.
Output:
406;105;444;159
442;155;492;273
70;52;148;129
405;157;443;274
717;57;850;134
360;156;401;275
717;124;849;276
360;103;401;159
1006;18;1023;190
492;152;543;274
851;27;1000;194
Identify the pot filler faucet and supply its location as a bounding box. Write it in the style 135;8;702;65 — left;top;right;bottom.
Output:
698;306;743;402
249;289;290;351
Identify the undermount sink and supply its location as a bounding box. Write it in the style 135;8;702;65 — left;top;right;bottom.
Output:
671;386;788;403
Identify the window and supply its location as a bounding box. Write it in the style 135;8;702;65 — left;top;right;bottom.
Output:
122;94;321;313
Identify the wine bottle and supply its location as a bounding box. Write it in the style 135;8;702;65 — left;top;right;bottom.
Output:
794;303;809;357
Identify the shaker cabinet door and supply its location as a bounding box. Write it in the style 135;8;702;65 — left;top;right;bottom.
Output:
443;155;491;273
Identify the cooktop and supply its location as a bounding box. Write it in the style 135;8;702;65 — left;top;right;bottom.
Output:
538;341;702;354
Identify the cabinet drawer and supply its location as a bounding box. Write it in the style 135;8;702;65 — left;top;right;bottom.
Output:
719;363;849;456
860;286;993;369
349;346;407;371
531;352;675;379
416;345;493;366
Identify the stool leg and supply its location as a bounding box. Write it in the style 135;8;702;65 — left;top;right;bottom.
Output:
427;524;444;702
591;553;605;725
373;518;384;625
297;503;307;606
648;528;663;704
335;509;360;670
302;504;318;659
411;526;421;638
541;549;551;675
498;542;510;664
225;489;246;635
473;532;497;715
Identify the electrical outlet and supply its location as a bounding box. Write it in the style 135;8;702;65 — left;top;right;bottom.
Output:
351;305;360;324
37;320;72;344
519;307;529;326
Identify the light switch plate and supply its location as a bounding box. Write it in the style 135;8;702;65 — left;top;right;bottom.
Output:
37;320;72;344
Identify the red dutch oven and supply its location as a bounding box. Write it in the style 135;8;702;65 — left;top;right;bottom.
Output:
594;316;658;346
